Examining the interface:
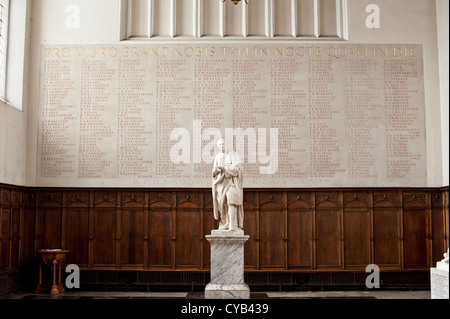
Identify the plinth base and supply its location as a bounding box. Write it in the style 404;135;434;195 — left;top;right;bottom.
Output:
205;229;250;299
186;292;268;299
431;262;449;299
205;283;250;299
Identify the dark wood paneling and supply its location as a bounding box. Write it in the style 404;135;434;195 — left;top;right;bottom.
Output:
316;209;340;268
344;210;370;268
342;191;370;269
120;193;145;267
202;202;215;269
403;192;428;268
10;208;20;268
36;208;62;250
149;202;172;268
431;191;445;264
243;202;257;269
287;195;312;269
373;206;399;267
315;193;340;269
93;208;116;267
259;202;284;269
287;209;312;269
443;188;449;251
175;201;201;268
120;208;144;266
22;191;36;266
1;188;11;272
0;209;10;271
0;186;32;280
2;184;448;276
65;207;89;266
403;209;428;268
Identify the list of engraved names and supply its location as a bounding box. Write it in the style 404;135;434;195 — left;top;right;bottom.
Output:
38;44;426;187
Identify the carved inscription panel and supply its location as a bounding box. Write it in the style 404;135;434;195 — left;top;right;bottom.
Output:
37;44;426;187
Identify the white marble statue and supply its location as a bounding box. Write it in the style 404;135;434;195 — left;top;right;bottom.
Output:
212;139;244;231
443;249;449;264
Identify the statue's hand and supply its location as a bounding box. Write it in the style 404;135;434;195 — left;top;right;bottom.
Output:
213;167;223;176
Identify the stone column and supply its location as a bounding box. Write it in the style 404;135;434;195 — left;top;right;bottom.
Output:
205;230;250;299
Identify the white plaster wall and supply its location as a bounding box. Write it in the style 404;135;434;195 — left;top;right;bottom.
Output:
25;0;122;185
436;0;449;186
10;0;448;187
0;103;27;185
346;0;444;187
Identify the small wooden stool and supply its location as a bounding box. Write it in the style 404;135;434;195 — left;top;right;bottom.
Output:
35;249;69;295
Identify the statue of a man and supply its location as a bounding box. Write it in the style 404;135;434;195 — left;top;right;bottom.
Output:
212;139;244;231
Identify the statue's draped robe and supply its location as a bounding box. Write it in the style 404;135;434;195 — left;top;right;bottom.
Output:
212;151;244;229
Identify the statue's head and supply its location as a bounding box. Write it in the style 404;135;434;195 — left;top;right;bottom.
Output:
217;139;225;152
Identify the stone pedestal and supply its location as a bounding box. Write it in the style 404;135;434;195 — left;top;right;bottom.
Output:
205;230;250;299
431;260;449;299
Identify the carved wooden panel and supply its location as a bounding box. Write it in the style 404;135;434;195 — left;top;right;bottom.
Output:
344;210;370;268
316;192;339;208
373;192;398;207
93;208;116;266
38;192;63;207
0;205;10;271
430;190;444;264
373;207;399;267
93;192;117;207
1;184;447;276
203;203;215;269
259;192;283;207
316;209;340;268
403;209;428;268
287;192;314;269
66;192;90;207
431;203;445;264
243;201;257;269
11;190;23;208
403;192;427;208
287;192;312;207
1;188;11;208
444;188;449;250
175;201;201;268
259;202;284;269
203;191;213;208
10;208;20;268
149;208;172;267
287;209;312;269
176;191;201;206
343;192;369;208
121;192;145;207
243;191;256;207
65;207;89;266
120;207;144;266
149;191;172;207
22;198;36;266
36;207;62;250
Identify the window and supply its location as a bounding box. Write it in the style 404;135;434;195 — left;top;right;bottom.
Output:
0;0;9;100
120;0;348;40
0;0;28;110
